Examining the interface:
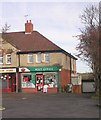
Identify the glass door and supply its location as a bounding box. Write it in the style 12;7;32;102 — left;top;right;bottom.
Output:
36;74;44;92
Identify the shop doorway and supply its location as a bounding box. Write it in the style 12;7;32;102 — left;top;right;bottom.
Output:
36;74;44;92
1;73;16;92
11;74;16;92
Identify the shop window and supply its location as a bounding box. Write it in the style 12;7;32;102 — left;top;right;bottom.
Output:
36;53;41;63
6;54;11;64
22;74;35;88
28;54;33;63
0;75;7;88
44;53;50;63
0;74;12;88
71;59;75;72
44;73;57;87
0;54;3;64
71;62;74;71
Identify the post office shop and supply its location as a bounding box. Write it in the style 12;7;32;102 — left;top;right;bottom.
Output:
19;66;61;93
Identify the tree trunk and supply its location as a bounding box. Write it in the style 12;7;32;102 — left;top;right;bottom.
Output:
93;70;100;96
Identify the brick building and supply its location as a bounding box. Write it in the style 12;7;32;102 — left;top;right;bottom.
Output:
0;20;77;93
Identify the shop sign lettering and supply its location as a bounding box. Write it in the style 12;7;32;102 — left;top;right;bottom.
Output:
0;69;16;73
43;68;53;71
27;66;61;72
34;68;43;71
34;68;54;71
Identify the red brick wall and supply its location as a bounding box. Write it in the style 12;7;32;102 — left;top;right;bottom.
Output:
22;87;57;93
48;87;57;93
1;88;11;92
22;88;36;93
60;69;70;88
72;85;81;93
25;20;33;33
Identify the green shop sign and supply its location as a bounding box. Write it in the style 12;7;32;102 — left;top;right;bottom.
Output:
27;66;61;72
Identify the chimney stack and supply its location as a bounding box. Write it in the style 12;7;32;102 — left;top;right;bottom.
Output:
25;20;33;34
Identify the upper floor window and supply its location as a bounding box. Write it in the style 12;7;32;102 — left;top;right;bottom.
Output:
6;54;11;64
36;53;41;63
71;59;75;72
28;54;33;63
0;54;3;64
44;53;50;63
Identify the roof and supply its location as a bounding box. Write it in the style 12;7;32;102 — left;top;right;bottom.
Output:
79;73;94;80
2;31;77;60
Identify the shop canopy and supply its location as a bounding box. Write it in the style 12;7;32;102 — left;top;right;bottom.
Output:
27;65;62;72
20;65;62;72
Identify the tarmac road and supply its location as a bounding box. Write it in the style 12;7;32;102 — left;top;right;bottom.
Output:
1;93;100;118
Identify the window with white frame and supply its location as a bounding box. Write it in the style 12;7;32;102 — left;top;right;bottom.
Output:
6;54;11;64
44;53;50;63
71;59;74;71
28;54;33;63
36;53;41;63
0;54;3;64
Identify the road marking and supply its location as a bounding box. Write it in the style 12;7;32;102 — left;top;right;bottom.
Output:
22;97;27;100
0;106;5;111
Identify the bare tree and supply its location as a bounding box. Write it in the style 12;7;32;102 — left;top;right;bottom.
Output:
76;4;100;94
2;23;10;33
99;2;101;97
1;23;10;43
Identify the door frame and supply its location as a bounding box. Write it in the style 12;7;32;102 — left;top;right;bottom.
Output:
36;74;44;92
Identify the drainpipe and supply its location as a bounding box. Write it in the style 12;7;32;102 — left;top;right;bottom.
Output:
18;54;20;67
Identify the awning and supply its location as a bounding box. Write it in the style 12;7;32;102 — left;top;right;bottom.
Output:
20;65;62;72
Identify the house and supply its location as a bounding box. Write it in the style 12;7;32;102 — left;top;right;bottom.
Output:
0;20;77;93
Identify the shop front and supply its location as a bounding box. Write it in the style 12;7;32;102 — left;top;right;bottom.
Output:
0;68;16;92
19;66;61;93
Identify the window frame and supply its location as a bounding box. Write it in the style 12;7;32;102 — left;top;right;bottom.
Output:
28;54;33;63
44;53;50;63
36;53;41;63
6;54;11;64
0;55;3;64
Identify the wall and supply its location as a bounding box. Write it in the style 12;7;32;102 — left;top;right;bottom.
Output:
60;68;70;89
1;41;18;67
71;58;76;74
1;37;76;74
72;85;81;94
20;52;71;70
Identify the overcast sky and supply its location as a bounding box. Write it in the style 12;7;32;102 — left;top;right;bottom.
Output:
0;0;100;73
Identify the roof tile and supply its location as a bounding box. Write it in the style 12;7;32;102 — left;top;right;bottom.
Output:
3;31;62;52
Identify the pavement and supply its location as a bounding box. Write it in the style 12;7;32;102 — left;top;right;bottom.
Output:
1;92;100;118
